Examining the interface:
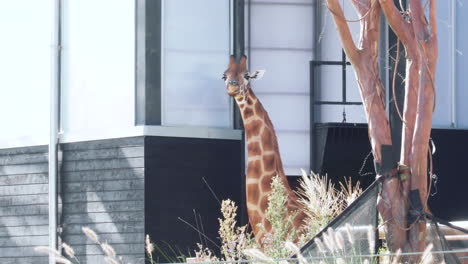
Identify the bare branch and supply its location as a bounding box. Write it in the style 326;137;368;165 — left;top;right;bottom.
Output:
409;0;437;65
326;0;360;63
379;0;414;52
350;0;372;17
409;0;430;41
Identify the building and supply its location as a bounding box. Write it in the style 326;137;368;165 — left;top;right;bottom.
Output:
0;0;466;263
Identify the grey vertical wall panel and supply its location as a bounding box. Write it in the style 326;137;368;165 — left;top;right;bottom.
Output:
0;145;49;262
60;137;145;264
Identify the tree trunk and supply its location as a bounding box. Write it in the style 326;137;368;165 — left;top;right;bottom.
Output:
326;0;438;259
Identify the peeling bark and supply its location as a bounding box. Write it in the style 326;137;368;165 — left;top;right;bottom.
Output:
326;0;438;259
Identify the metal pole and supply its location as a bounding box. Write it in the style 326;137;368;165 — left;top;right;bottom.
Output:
231;0;245;129
310;61;316;172
49;0;61;262
233;0;245;63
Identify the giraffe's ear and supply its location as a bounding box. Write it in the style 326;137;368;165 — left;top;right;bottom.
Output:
248;70;265;81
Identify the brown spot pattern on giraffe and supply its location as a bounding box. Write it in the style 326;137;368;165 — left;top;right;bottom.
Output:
260;175;273;193
262;154;276;172
245;119;263;137
261;129;275;151
248;210;262;232
243;107;254;120
247;160;262;178
259;195;269;212
262;218;272;232
246;183;260;202
248;142;262;156
293;211;307;227
254;101;263;115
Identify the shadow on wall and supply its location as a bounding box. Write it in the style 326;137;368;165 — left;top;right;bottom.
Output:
59;138;145;263
0;146;49;262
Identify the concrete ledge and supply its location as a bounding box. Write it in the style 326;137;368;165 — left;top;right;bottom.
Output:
0;125;243;149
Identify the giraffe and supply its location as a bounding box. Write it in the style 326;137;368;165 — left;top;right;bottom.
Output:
222;55;306;243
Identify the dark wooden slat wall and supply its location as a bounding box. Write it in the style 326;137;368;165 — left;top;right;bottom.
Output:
0;138;146;264
0;136;243;263
0;145;49;263
60;137;145;264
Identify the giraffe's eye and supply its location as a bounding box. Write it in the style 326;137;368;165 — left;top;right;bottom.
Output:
222;74;227;81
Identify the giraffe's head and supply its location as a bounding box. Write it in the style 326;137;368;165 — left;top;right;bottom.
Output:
222;55;265;99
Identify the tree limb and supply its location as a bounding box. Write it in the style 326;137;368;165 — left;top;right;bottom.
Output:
429;0;437;39
379;0;415;54
326;0;360;63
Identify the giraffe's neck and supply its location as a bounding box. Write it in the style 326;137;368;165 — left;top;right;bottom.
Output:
235;87;304;241
237;89;285;180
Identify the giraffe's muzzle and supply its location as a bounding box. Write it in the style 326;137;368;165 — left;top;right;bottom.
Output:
227;83;241;96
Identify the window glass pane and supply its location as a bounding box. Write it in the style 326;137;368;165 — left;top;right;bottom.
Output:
61;0;135;140
0;1;51;147
318;65;342;102
317;104;367;124
162;0;231;128
346;66;362;103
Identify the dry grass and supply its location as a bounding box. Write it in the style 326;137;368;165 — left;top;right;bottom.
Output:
218;199;254;261
34;173;444;264
35;226;124;264
340;177;363;207
243;226;440;264
296;170;365;244
296;170;343;242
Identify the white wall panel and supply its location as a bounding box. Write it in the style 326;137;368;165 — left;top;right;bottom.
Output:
455;1;468;128
161;0;231;128
431;0;468;128
257;94;310;131
276;132;310;175
249;1;313;175
318;10;343;62
250;50;311;94
0;0;52;148
250;3;313;49
432;0;453;128
61;0;135;141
